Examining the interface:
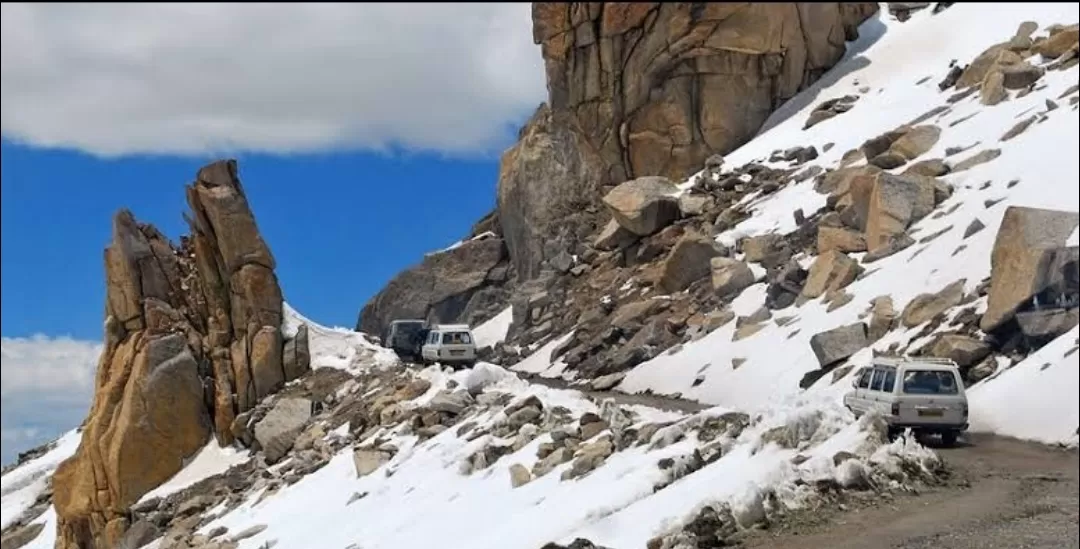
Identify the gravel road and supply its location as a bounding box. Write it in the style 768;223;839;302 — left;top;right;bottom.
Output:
742;433;1079;549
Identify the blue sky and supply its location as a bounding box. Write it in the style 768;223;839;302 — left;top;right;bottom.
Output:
0;3;544;465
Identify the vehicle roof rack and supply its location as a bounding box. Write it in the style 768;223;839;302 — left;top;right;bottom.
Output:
871;356;959;367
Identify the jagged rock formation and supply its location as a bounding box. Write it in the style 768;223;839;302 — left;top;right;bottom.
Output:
359;2;880;324
52;160;310;549
532;2;880;183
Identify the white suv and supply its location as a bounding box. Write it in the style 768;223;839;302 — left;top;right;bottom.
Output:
421;324;477;369
843;357;969;446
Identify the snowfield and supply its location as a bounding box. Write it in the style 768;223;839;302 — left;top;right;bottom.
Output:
2;4;1078;549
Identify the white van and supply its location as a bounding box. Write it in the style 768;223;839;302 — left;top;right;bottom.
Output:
421;324;477;369
843;357;969;446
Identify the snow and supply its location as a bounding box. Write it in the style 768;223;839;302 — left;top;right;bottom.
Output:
195;367;931;549
137;442;251;504
510;331;575;378
428;230;498;256
968;327;1080;447
1;429;81;530
615;3;1080;445
473;306;513;349
283;302;398;370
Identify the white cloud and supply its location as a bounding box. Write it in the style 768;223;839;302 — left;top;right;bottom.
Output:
0;3;546;158
1;335;101;465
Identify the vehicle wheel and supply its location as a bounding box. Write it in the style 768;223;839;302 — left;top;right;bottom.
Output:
940;431;958;447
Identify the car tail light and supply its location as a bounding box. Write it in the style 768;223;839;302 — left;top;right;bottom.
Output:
891;402;900;416
961;403;968;417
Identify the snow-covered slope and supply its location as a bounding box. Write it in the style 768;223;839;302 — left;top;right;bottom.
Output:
508;2;1079;447
1;430;80;531
3;5;1077;549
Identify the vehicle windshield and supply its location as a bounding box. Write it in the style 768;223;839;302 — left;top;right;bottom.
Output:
441;331;472;345
901;370;959;395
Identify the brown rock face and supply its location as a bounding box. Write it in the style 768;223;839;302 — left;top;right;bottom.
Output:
357;237;510;338
533;2;879;182
52;160;310;549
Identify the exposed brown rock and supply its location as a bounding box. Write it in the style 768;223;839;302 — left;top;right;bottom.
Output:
496;104;607;280
53;160;309;549
534;2;879;182
657;232;722;294
357;236;509;337
602;177;681;236
901;279;966;328
802;251;863;299
817;226;867;254
981;206;1080;331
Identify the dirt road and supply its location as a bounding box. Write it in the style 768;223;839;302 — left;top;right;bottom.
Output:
743;433;1080;549
515;371;1078;549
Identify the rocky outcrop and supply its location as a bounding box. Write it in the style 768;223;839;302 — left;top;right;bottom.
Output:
356;236;511;338
52;160;310;549
533;2;880;182
497;104;607;281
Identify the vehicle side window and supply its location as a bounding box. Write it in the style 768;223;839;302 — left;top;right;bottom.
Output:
869;369;885;391
428;332;439;345
857;368;873;389
881;368;897;393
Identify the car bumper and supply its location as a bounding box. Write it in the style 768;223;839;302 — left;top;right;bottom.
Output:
887;422;968;432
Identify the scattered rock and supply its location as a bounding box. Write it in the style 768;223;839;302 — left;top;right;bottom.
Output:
901;279;966;327
658;232;723;294
710;258;756;299
951;149;1002;172
930;335;992;367
963;218;986;239
818;227;867;254
803;251;863;299
1001;115;1037;141
353;448;391;478
509;463;532;488
254;397;314;464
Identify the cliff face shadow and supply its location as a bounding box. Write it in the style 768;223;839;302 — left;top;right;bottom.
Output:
756;16;889;136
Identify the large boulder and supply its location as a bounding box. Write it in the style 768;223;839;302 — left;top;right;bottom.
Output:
657;232;722;294
602;177;681;236
929;335;992;368
711;258;756;299
356;237;508;337
53;160;307;549
496;104;607;280
253;397;314;464
534;2;879;181
981;206;1080;331
809;323;869;366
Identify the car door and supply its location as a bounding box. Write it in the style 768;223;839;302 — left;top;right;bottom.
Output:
863;368;882;416
421;331;439;362
848;367;875;416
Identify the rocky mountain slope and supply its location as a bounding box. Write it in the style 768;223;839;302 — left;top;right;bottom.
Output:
3;3;1079;549
358;2;882;329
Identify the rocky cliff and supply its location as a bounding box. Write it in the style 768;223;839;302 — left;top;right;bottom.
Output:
51;160;310;549
358;2;880;332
